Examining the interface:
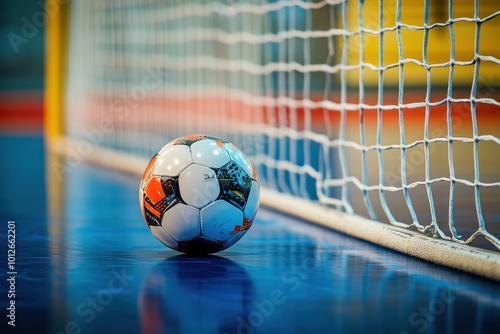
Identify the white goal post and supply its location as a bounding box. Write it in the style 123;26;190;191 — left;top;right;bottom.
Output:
47;0;500;280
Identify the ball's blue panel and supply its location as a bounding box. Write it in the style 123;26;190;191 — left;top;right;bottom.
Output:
225;142;255;179
217;161;251;211
244;180;260;221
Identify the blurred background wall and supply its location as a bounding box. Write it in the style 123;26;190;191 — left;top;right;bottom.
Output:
0;0;45;132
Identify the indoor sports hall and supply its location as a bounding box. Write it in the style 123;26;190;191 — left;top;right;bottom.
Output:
1;1;500;333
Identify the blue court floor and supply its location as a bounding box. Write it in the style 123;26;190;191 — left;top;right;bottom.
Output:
1;134;500;334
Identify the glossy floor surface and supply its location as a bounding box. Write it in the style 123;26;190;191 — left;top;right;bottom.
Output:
1;134;500;334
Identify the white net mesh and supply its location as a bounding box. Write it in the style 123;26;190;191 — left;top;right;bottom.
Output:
65;0;500;251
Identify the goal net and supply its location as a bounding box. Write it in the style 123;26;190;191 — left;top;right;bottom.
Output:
57;0;500;279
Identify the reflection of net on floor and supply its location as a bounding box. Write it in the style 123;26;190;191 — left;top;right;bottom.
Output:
61;0;500;278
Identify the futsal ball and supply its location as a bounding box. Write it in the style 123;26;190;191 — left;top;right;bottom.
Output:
139;134;260;254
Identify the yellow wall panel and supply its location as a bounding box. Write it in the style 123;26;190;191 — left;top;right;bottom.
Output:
341;0;500;88
45;0;69;139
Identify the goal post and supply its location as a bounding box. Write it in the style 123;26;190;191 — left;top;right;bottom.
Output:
45;0;69;141
47;0;500;280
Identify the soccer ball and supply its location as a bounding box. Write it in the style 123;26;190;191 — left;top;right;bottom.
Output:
139;134;260;254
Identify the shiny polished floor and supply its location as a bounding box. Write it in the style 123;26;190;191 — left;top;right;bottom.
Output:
1;134;500;334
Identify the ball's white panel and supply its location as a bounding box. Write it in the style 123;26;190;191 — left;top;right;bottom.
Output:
150;225;178;249
154;145;192;177
191;139;230;168
157;143;171;156
162;204;200;241
201;200;243;242
225;143;254;178
244;180;260;221
178;164;220;208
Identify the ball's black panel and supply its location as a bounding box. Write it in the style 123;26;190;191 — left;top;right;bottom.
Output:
177;236;224;254
217;161;252;211
144;206;161;226
170;134;227;147
204;135;227;143
160;176;181;209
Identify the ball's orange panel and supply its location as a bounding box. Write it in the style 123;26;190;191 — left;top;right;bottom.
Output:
242;217;253;230
144;175;165;205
